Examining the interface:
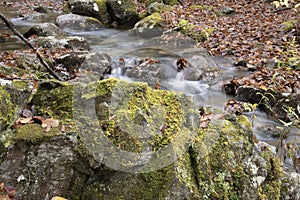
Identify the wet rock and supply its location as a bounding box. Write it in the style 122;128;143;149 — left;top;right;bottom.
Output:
134;12;164;38
23;23;65;38
107;0;139;27
21;13;49;21
56;13;103;31
34;36;90;50
68;0;111;25
272;94;300;121
55;51;88;71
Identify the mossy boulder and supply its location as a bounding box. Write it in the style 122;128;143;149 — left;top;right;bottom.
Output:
134;12;164;38
107;0;139;27
191;115;283;199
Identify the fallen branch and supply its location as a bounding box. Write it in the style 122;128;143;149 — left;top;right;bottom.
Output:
0;12;62;81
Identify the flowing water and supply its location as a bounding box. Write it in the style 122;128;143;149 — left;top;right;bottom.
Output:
0;4;299;171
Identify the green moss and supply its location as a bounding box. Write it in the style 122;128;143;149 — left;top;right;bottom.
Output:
190;5;213;10
177;20;214;42
281;20;297;31
0;86;16;131
192;116;253;199
94;0;111;24
163;0;178;6
13;124;61;143
30;81;73;120
258;153;282;200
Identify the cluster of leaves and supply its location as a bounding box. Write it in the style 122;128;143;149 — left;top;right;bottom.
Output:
137;0;300;67
0;0;63;14
224;66;300;94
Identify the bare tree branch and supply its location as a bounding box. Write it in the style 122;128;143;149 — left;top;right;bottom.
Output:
0;12;62;81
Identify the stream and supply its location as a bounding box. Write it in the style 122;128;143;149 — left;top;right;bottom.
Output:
0;4;299;172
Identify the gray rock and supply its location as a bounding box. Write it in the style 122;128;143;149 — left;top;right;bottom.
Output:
34;36;90;50
56;13;103;31
23;23;65;38
147;2;172;14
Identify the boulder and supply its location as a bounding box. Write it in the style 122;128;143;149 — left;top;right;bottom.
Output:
23;23;65;38
56;13;103;31
0;79;299;199
68;0;111;25
107;0;139;27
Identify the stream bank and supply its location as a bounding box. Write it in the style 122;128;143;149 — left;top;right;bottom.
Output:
0;0;299;199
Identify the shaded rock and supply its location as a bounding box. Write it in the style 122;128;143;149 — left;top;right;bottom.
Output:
34;36;90;50
0;80;32;132
107;0;139;27
56;13;103;31
23;23;65;38
55;51;111;80
134;12;164;38
236;86;299;121
68;0;111;25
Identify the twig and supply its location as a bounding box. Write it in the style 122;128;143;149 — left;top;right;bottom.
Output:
0;12;62;81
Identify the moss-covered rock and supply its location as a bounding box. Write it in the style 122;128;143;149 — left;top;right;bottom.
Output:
134;12;164;38
177;19;214;42
30;81;74;120
191;115;283;199
107;0;139;27
0;80;32;132
94;0;112;25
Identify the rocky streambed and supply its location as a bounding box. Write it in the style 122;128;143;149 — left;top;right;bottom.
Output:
0;0;299;199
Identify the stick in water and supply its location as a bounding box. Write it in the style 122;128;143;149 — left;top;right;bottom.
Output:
0;12;62;81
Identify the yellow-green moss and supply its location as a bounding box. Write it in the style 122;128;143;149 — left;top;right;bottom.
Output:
0;86;16;131
177;20;214;42
13;123;62;143
94;0;111;24
190;5;213;10
30;81;74;120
